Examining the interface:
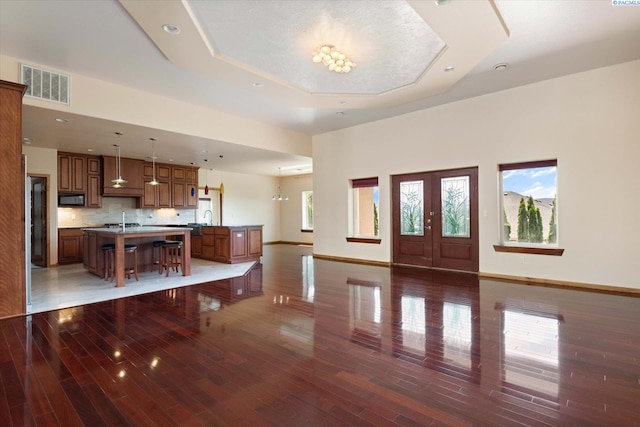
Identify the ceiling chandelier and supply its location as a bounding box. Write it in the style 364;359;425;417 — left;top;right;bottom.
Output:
273;167;288;201
312;45;356;74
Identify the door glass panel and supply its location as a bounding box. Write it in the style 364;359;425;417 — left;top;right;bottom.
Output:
400;180;424;236
441;176;470;237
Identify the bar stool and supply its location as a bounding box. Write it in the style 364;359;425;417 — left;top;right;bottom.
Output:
152;240;166;272
159;240;183;277
101;244;115;281
102;243;139;282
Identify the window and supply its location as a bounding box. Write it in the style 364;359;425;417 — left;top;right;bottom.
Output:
349;177;380;241
496;160;563;255
301;190;313;231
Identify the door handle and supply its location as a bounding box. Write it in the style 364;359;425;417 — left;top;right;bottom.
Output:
425;226;432;230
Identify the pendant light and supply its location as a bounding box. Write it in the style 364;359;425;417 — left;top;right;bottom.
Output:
203;159;209;195
190;162;196;197
272;167;288;201
219;155;224;195
146;137;159;186
111;132;127;188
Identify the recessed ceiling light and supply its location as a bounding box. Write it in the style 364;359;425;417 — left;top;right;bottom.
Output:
162;24;181;35
54;118;68;123
87;148;94;152
22;137;32;144
444;66;455;72
201;149;208;153
494;63;509;71
339;100;347;105
435;0;452;5
252;82;264;88
336;111;345;116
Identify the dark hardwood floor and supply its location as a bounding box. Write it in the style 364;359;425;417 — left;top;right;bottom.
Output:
1;244;639;426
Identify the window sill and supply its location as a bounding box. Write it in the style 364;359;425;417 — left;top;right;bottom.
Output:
493;245;564;256
346;237;381;244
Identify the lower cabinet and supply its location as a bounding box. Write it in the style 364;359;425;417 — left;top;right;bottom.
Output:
58;228;84;264
191;235;202;257
192;226;262;263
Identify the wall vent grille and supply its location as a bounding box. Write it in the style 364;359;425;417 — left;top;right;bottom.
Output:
20;64;70;105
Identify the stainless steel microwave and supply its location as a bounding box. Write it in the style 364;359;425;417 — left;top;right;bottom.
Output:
58;194;85;206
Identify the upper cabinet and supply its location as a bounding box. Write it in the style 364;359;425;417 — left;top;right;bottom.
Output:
57;152;101;208
57;151;196;208
58;153;86;193
139;162;198;209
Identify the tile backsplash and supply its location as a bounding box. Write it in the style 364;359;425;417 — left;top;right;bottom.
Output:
58;197;196;228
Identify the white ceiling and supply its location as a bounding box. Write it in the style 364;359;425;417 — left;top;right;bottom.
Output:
1;0;639;176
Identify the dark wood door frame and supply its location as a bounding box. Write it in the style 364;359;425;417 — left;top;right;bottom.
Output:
392;167;479;273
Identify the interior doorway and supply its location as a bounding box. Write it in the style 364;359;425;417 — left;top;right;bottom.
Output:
392;167;478;272
30;175;48;268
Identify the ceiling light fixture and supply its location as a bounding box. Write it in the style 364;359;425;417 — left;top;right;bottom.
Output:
162;24;181;35
494;63;509;71
111;132;127;188
272;167;288;201
219;155;225;195
444;66;455;72
147;138;159;186
22;137;32;144
312;45;356;74
54;118;68;123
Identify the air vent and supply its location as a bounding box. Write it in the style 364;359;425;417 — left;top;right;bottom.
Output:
20;64;70;105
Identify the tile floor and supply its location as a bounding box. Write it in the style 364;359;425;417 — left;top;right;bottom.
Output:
29;259;255;314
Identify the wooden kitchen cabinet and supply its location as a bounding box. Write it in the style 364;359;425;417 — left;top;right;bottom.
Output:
102;156;145;197
201;227;215;260
59;228;84;264
171;165;198;208
140;180;171;208
58;153;86;193
86;175;102;208
172;181;185;208
212;226;262;264
191;235;202;257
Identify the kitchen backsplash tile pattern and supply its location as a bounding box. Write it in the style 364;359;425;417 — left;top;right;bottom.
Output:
58;197;196;228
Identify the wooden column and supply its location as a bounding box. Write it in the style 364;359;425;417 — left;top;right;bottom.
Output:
0;80;27;318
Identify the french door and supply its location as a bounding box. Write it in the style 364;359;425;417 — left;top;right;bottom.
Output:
392;167;478;272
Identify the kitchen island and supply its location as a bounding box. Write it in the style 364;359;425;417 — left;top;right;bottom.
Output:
83;226;192;287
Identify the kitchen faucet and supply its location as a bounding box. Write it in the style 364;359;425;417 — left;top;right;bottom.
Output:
204;210;213;226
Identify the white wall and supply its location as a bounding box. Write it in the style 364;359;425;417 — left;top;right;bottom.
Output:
279;174;314;244
214;170;281;243
313;60;640;290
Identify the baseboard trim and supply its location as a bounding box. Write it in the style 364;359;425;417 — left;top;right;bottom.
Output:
479;272;640;296
265;243;639;296
312;253;391;267
264;241;312;246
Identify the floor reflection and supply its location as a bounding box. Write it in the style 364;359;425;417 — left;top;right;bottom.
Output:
390;267;481;383
5;245;640;426
497;301;562;400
